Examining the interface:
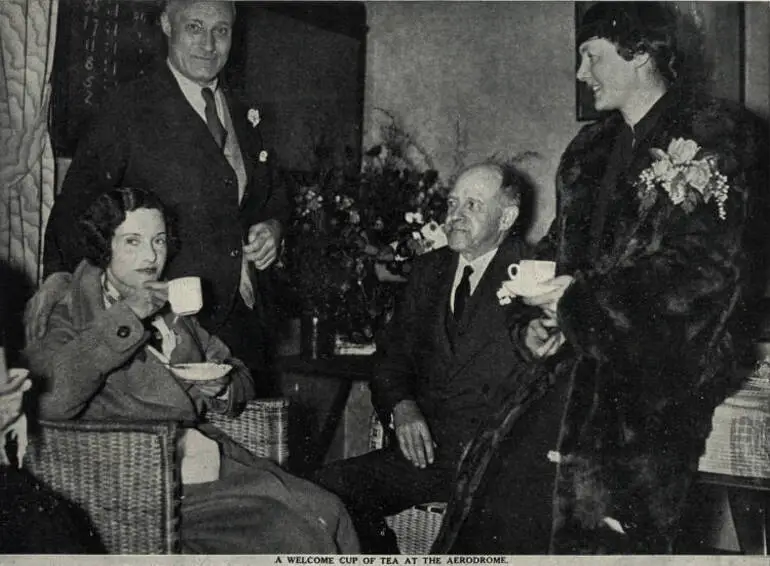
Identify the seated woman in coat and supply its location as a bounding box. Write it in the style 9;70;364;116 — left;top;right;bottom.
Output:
25;186;359;554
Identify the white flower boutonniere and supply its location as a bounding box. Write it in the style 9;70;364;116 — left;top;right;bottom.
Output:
405;211;423;224
637;137;729;219
419;220;448;251
258;150;268;163
247;108;261;128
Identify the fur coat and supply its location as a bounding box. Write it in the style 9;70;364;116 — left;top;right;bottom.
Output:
542;89;769;553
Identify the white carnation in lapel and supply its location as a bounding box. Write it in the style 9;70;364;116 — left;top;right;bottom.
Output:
247;108;260;128
258;150;268;163
636;137;730;220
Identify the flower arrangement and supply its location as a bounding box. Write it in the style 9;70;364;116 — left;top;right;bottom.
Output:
637;137;730;219
278;116;450;344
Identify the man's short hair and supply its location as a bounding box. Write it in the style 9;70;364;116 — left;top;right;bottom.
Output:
577;1;681;85
79;187;179;269
162;0;236;20
456;160;535;236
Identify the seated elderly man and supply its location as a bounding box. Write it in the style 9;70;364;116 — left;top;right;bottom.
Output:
313;161;548;553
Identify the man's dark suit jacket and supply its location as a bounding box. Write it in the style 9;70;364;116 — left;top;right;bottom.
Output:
371;235;536;466
44;64;289;333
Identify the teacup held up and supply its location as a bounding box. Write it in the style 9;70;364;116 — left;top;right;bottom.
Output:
505;260;557;297
168;277;203;317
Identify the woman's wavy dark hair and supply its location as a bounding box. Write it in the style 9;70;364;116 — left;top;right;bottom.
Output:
577;1;684;86
79;187;179;269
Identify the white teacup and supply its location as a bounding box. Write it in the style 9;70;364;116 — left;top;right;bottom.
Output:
505;260;557;297
168;277;203;316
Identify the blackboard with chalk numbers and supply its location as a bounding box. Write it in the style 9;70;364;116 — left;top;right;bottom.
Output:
51;0;164;156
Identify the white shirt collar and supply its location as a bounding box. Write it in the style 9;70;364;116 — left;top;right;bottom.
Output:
167;58;218;93
459;247;499;277
453;246;500;297
166;59;219;121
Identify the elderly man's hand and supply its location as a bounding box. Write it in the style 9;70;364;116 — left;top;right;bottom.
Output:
521;274;574;318
24;272;72;343
243;220;282;271
393;399;436;468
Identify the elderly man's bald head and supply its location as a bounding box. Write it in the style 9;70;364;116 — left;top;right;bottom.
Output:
164;0;235;16
444;161;529;261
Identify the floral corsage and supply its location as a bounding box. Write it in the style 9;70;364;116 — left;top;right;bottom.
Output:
247;108;260;128
637;138;729;219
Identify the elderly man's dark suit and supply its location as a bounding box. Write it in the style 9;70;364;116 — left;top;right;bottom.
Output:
44;64;289;385
314;235;539;552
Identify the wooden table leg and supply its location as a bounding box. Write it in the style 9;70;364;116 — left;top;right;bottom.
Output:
279;371;352;476
727;487;768;554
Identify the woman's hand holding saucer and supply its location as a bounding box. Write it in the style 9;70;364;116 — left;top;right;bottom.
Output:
193;375;231;398
520;274;573;358
521;275;574;318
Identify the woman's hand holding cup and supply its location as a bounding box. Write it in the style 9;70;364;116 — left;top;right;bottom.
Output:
124;281;168;320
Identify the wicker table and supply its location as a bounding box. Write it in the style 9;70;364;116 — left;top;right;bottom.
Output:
276;354;374;475
697;372;770;554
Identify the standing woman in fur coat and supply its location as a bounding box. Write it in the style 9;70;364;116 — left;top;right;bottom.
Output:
521;2;769;554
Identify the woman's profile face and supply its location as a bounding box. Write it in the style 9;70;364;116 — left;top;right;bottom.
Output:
106;207;168;291
577;37;638;113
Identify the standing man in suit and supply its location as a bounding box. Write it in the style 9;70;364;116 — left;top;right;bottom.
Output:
314;161;544;553
30;0;288;394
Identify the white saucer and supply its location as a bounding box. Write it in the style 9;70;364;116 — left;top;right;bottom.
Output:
501;280;559;298
168;362;232;382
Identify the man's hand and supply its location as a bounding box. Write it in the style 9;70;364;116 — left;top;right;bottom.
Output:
24;272;72;343
243;219;282;271
524;316;565;358
123;281;168;320
393;399;436;468
521;274;574;318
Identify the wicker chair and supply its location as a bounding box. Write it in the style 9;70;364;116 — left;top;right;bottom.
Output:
368;413;446;555
24;398;289;554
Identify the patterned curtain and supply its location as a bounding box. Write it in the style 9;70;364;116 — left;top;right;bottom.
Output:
0;0;58;286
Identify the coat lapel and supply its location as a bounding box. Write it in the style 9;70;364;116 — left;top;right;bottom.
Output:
221;83;272;213
557;116;621;273
448;239;528;378
431;251;458;360
222;86;258;184
153;65;230;165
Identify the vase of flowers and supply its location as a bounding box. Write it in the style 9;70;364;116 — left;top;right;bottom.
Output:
299;313;335;360
277;115;450;350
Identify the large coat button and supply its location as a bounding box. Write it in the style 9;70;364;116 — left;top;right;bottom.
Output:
117;326;131;338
